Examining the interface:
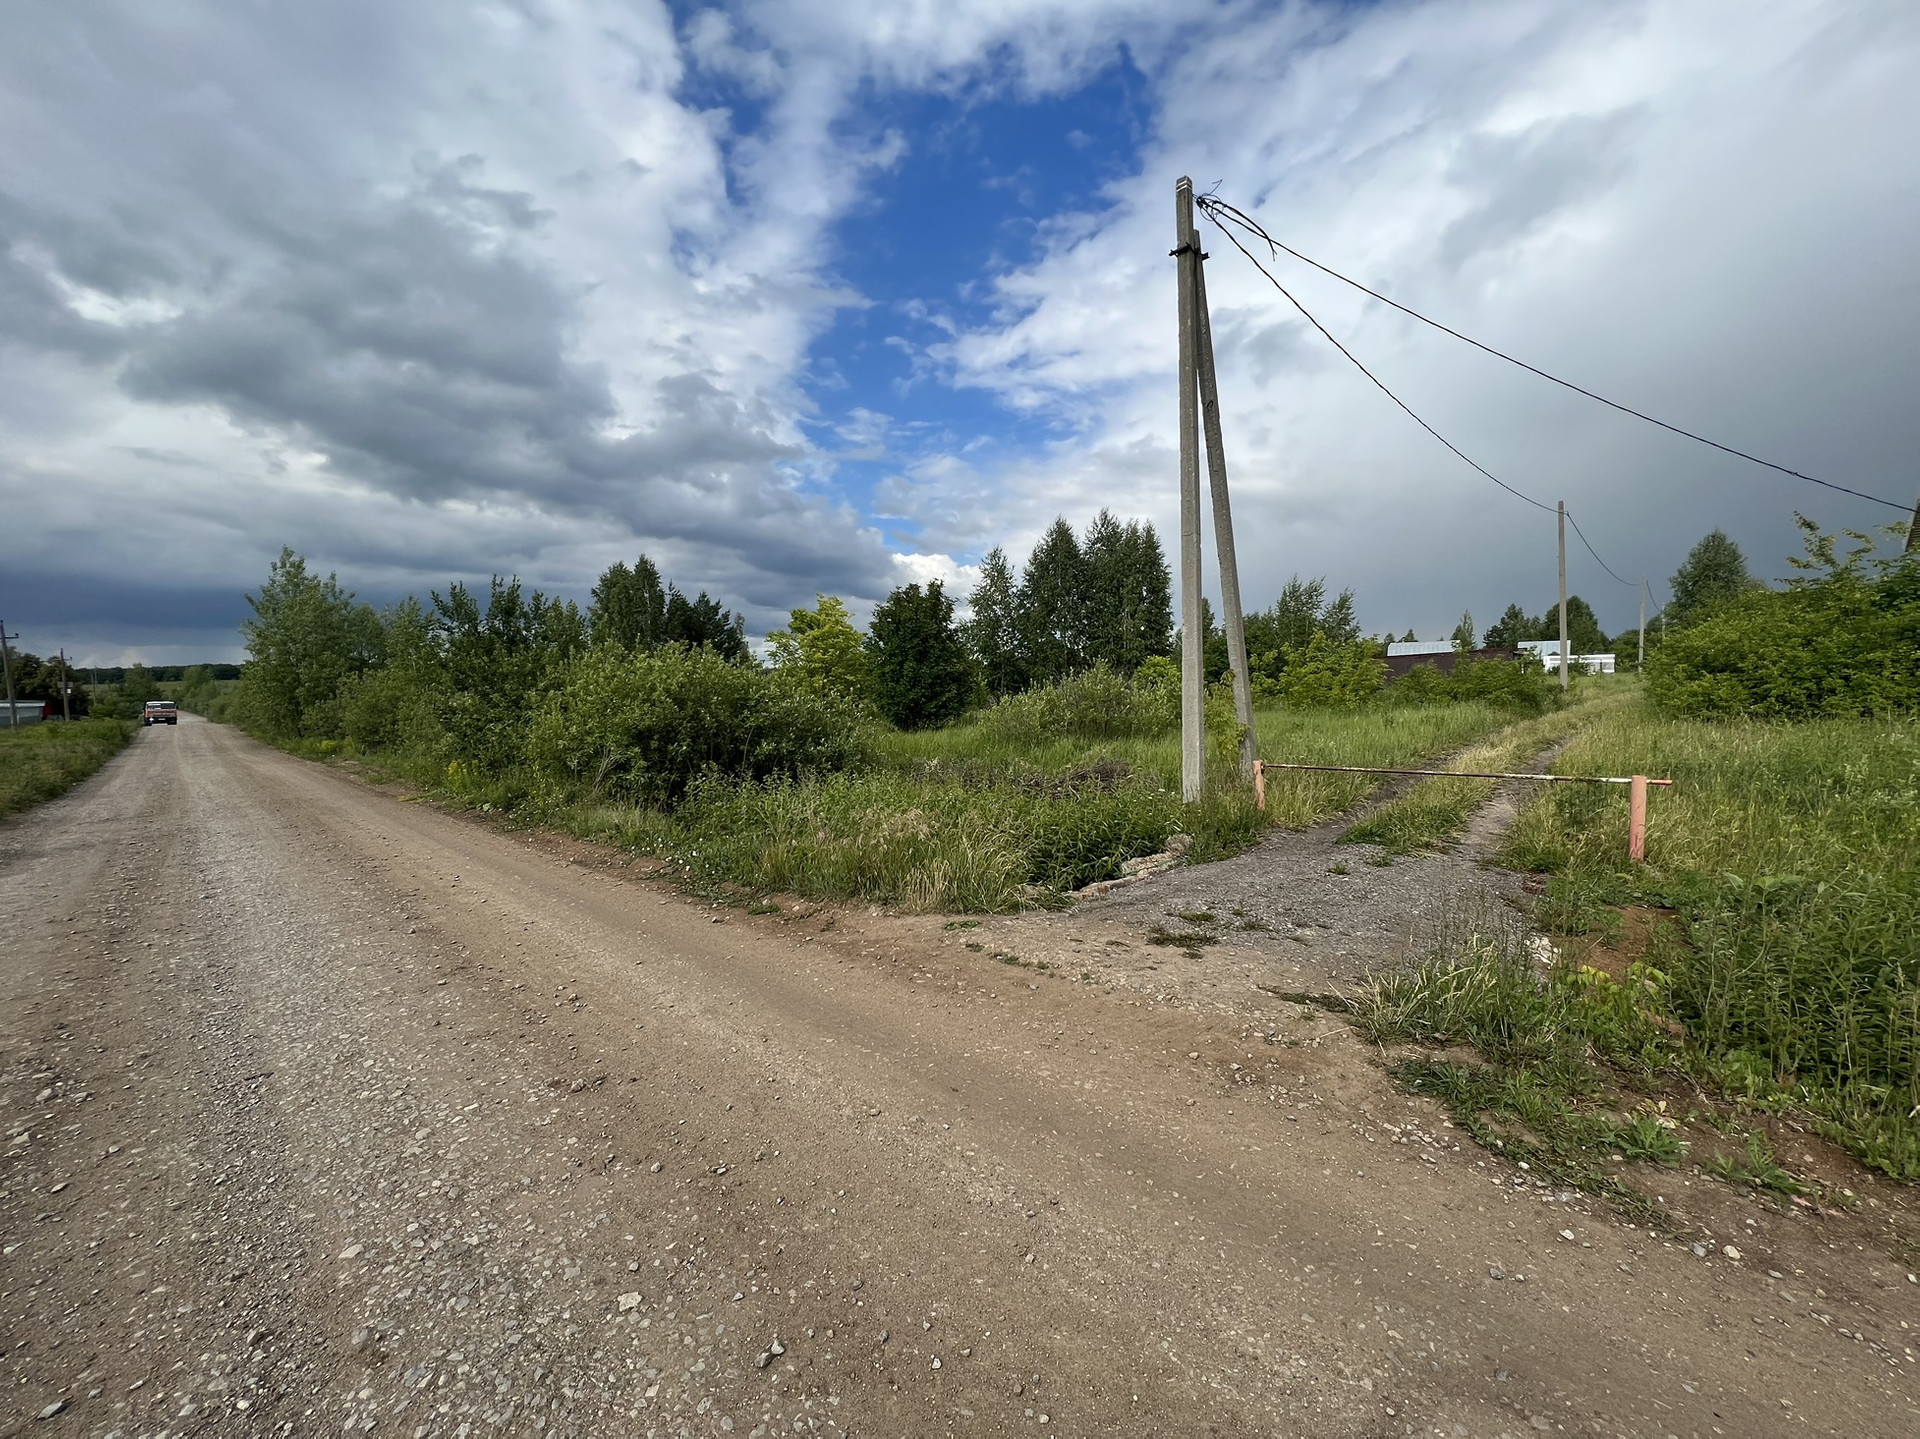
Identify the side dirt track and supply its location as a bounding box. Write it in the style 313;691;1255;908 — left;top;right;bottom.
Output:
1;716;1913;1438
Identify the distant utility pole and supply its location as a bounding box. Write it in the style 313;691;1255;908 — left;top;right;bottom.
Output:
1637;579;1646;672
1556;503;1569;692
59;648;72;721
1173;177;1258;801
0;621;17;728
1907;482;1919;554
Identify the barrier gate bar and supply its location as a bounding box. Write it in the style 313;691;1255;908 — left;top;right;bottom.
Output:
1251;762;1673;862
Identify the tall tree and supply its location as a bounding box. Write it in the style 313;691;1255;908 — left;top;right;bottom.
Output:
240;548;383;738
1450;611;1476;651
1017;517;1089;684
865;581;974;730
662;587;749;662
431;576;585;768
768;596;868;700
1482;603;1535;649
1082;512;1174;673
1668;530;1753;627
1546;595;1610;654
589;556;668;650
966;547;1028;697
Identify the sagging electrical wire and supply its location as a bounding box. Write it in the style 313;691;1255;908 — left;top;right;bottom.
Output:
1564;508;1636;588
1196;206;1557;516
1196;192;1910;514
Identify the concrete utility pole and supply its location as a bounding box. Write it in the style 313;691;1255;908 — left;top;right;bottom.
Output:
1556;503;1569;692
0;621;16;728
1906;483;1919;554
1192;230;1259;780
1637;578;1646;672
59;648;71;721
1175;178;1206;803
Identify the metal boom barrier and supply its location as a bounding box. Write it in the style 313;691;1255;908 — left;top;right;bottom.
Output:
1252;761;1673;862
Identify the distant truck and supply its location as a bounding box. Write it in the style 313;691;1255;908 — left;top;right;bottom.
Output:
142;700;179;727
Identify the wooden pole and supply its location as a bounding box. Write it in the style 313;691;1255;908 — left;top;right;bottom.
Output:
0;621;16;728
1906;484;1919;554
1192;243;1258;780
1253;759;1266;813
1176;178;1205;803
1628;774;1649;862
1556;502;1569;691
1637;577;1646;672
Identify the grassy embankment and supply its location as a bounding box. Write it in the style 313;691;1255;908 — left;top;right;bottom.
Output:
0;718;134;821
1355;698;1920;1187
564;701;1518;913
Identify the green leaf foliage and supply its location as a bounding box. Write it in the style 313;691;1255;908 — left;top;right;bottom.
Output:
767;595;869;702
1648;560;1920;719
1667;528;1754;627
237;548;383;739
865;580;976;730
527;646;868;804
1266;633;1385;708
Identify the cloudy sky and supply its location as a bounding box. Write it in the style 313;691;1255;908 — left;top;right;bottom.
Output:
2;0;1916;664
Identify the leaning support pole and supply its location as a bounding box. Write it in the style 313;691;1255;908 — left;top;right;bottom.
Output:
1193;246;1258;779
1175;178;1205;803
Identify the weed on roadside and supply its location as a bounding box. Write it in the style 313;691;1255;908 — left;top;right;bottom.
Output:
1498;705;1920;1180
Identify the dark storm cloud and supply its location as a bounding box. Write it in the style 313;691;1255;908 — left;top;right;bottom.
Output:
0;0;919;656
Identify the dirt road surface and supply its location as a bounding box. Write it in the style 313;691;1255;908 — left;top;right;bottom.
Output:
3;718;1915;1437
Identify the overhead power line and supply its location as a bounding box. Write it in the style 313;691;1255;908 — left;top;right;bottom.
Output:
1198;210;1555;515
1564;509;1635;588
1195;193;1910;513
1197;204;1636;587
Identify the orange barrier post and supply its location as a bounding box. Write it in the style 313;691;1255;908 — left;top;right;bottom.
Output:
1254;759;1266;813
1628;774;1648;862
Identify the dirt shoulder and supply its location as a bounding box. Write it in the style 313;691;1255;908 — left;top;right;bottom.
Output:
2;718;1914;1437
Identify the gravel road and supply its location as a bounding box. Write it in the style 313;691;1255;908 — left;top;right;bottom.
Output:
2;717;1914;1437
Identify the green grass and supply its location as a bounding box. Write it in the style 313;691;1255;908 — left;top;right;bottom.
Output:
1504;704;1919;1178
0;719;133;821
1340;678;1633;854
553;701;1519;914
1362;699;1920;1184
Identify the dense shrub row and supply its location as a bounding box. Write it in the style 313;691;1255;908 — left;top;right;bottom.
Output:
1648;557;1920;719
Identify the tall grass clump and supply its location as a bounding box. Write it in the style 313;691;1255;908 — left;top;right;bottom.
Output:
0;718;134;820
659;766;1180;911
1500;704;1920;1178
1353;915;1676;1199
1343;683;1633;854
972;661;1176;746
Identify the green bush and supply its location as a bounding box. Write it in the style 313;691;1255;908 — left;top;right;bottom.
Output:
662;764;1180;910
338;668;444;756
1647;563;1920;719
1389;656;1557;713
1264;633;1384;708
526;646;869;804
975;663;1176;746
